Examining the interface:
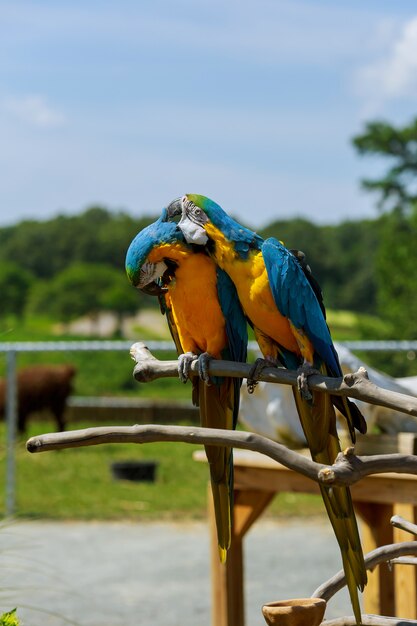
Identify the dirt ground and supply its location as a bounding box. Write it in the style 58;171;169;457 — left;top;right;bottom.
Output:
1;519;354;626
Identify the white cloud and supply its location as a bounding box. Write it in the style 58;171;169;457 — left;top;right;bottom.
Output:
3;95;66;128
354;16;417;108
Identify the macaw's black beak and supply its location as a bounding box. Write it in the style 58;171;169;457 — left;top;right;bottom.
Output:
166;198;182;220
140;282;168;296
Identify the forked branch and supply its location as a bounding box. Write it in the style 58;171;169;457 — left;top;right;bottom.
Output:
26;424;417;487
322;616;417;625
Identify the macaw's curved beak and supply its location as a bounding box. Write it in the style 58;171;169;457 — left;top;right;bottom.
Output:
140;282;168;296
166;197;182;220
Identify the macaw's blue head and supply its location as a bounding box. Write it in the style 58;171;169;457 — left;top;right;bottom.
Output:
166;194;263;258
125;211;187;292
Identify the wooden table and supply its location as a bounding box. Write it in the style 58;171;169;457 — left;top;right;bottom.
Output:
194;449;417;626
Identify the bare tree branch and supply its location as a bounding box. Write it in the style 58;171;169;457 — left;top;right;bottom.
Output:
313;541;417;601
389;557;417;565
26;424;417;488
390;515;417;536
130;343;417;419
24;344;417;624
322;616;417;625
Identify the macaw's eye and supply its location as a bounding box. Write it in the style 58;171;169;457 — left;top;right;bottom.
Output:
193;208;202;216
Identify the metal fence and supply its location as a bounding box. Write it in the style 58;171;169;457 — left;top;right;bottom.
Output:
2;339;417;518
1;340;175;518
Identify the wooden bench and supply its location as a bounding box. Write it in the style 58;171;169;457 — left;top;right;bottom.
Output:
195;449;417;626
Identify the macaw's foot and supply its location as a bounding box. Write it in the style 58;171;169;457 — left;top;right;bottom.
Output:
247;357;276;394
296;362;321;402
197;352;214;385
178;352;198;383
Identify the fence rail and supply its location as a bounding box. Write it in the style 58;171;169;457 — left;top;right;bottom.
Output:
1;339;417;353
2;339;416;518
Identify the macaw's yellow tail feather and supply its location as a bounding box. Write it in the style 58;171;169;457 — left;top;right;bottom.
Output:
319;485;366;625
211;476;231;562
200;379;235;562
293;387;367;625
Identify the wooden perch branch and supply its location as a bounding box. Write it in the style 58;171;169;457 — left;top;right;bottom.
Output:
130;342;417;419
313;540;417;601
26;424;417;487
322;616;417;625
390;515;417;536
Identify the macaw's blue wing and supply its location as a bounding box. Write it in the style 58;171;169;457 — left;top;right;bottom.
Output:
216;268;248;366
215;267;248;429
262;237;366;438
262;237;342;376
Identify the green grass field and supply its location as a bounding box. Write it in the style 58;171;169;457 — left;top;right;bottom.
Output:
0;308;408;522
0;419;324;521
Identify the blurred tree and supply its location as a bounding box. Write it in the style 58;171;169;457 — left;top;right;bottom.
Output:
353;118;417;212
27;263;140;327
0;261;33;317
259;218;379;314
0;204;383;319
353;117;417;339
0;207;155;278
99;276;141;336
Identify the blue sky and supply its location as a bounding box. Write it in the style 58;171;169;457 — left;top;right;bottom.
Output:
2;1;417;228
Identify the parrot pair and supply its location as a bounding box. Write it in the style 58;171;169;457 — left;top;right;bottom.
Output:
126;195;367;623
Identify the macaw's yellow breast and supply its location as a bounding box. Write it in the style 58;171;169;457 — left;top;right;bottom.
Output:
212;247;300;356
168;253;227;358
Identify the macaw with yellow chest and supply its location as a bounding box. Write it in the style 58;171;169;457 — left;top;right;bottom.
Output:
168;194;367;623
125;211;247;562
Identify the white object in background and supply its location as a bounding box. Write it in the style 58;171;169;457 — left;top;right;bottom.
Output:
239;343;417;445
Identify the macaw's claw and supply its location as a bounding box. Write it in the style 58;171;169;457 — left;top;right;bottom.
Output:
296;362;321;402
178;352;198;383
198;352;213;385
247;357;275;394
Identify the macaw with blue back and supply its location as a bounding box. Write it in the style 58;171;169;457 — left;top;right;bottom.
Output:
168;194;368;623
125;210;248;562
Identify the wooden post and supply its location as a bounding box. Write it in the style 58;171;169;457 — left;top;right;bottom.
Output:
355;502;395;616
209;482;275;626
393;503;417;619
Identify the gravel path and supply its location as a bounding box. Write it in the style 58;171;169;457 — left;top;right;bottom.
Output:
1;520;355;626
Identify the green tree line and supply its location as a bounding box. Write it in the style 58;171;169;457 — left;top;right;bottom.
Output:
0;207;380;324
0;208;156;328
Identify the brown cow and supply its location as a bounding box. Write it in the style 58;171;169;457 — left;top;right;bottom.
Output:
0;364;76;433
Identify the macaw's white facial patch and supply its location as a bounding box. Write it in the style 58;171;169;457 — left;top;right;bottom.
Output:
138;261;168;287
178;214;208;245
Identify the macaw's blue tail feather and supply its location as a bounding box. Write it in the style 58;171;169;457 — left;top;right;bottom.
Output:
293;378;367;626
332;395;367;443
199;377;237;562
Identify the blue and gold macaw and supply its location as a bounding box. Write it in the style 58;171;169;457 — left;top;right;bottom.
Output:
125;212;248;562
169;194;367;623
